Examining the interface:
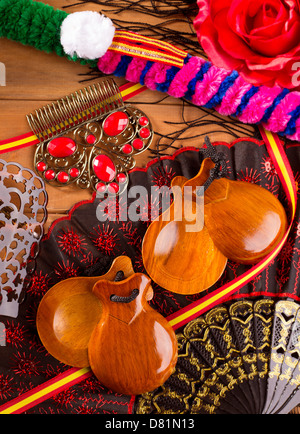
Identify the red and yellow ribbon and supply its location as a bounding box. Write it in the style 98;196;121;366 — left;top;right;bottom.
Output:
0;82;147;155
0;368;92;414
109;30;187;68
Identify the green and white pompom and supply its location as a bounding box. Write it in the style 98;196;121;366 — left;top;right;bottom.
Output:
60;11;115;60
0;0;115;65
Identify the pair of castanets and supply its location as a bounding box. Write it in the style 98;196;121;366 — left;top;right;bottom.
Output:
142;139;288;295
36;256;177;395
37;139;287;395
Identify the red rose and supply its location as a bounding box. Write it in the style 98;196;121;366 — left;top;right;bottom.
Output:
193;0;300;89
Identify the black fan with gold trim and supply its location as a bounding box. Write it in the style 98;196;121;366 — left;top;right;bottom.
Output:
135;299;300;414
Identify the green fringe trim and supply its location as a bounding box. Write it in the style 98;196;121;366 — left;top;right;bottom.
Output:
0;0;97;67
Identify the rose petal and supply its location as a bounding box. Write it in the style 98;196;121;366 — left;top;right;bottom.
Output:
194;0;211;27
245;49;300;70
252;2;288;32
209;0;233;19
228;0;287;38
250;21;286;39
238;64;277;86
214;10;258;60
241;59;300;89
199;19;242;70
249;21;300;55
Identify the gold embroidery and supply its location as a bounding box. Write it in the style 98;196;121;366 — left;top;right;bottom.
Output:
135;299;300;414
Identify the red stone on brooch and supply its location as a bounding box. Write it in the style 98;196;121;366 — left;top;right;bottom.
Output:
103;112;129;136
93;155;116;183
47;137;76;158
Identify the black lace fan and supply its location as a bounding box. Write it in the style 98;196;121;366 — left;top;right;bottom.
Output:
135;298;300;414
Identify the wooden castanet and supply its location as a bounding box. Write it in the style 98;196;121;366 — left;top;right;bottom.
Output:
142;155;288;293
204;178;288;264
36;256;135;368
142;159;228;295
88;272;178;395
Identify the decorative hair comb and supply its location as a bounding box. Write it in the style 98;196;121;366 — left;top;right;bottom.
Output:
27;78;153;194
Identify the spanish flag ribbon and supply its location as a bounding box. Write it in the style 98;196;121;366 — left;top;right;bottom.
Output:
0;82;147;155
0;368;92;414
109;30;187;68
